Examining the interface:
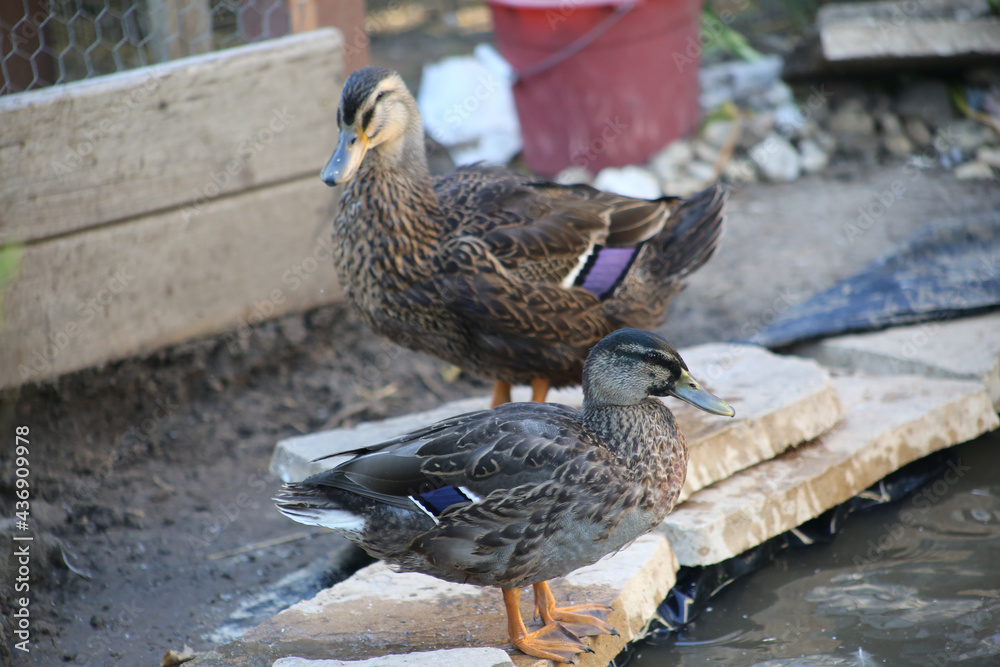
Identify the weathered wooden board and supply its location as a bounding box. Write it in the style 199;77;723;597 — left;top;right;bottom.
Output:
785;0;1000;77
0;176;342;389
0;28;343;244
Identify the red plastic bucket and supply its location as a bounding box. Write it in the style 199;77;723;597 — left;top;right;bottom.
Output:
487;0;703;176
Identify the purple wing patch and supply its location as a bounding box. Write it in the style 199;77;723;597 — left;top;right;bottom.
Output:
576;246;641;299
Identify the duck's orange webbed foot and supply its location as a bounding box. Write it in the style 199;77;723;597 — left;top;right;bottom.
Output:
533;581;618;638
503;587;593;664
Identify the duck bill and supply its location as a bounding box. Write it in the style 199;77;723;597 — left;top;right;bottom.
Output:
321;128;369;186
670;370;735;417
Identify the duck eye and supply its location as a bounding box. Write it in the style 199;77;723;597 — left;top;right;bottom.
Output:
644;351;659;363
375;90;387;102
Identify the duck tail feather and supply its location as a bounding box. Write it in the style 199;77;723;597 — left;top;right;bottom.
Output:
654;184;727;281
273;483;366;532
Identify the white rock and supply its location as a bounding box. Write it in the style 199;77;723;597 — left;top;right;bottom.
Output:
593;165;661;199
829;99;875;136
749;133;801;182
953;160;995;180
797;118;821;139
723;157;758;184
882;133;914;157
904;116;933;148
813;129;837;154
698;55;784;110
774;103;806;138
651;140;693;170
662;177;706;198
877;111;904;136
977;146;1000;169
738;111;776;149
947;119;998;151
686;159;717;183
650;140;694;185
693;140;721;165
701;119;735;148
554;165;593;185
763;80;795;107
797;138;829;174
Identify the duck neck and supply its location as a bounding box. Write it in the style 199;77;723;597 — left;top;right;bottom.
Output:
581;398;686;480
342;109;443;252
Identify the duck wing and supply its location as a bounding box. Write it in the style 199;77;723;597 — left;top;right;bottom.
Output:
301;402;600;517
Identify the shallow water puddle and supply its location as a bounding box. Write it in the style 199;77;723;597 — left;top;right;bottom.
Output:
632;431;1000;667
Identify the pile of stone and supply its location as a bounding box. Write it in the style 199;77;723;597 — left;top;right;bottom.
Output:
559;56;1000;198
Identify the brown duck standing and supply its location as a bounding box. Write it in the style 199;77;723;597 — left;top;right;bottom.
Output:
322;67;727;406
276;328;735;662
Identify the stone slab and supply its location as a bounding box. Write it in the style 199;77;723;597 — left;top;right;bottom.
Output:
795;312;1000;410
659;373;999;566
270;344;842;504
191;533;677;667
271;648;514;667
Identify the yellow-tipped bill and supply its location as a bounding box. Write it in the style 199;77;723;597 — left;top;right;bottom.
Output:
670;369;735;417
321;128;369;186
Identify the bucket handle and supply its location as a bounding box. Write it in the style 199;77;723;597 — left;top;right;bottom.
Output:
513;0;639;83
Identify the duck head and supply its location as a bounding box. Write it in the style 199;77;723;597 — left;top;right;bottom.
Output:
583;328;735;416
321;67;423;186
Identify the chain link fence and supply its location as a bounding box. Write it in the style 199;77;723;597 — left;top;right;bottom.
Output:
1;0;300;95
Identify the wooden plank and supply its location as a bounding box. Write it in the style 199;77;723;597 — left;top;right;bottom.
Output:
0;28;343;244
288;0;367;73
0;176;342;389
820;18;1000;62
785;0;1000;77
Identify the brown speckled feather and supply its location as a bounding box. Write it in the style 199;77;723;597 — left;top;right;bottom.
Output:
328;68;726;387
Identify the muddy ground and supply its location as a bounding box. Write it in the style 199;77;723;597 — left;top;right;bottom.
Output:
3;7;1000;666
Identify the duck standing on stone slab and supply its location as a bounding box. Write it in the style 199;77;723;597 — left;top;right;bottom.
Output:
323;66;727;406
276;328;735;663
